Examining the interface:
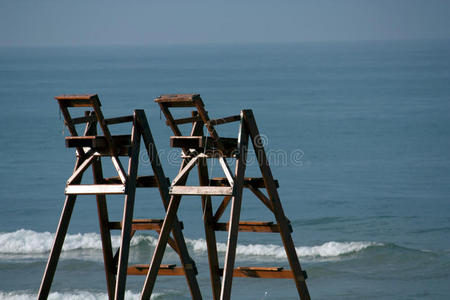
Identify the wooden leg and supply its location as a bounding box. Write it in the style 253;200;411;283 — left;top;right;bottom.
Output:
114;126;141;300
38;147;90;299
198;157;221;300
141;195;182;299
92;157;116;300
137;110;202;299
243;110;310;300
38;195;76;300
220;113;249;300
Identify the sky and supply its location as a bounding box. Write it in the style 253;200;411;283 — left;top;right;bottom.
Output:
0;0;449;47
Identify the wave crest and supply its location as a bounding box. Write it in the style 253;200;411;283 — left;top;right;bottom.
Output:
188;238;379;258
0;229;379;258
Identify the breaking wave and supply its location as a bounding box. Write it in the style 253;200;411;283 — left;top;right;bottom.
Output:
0;229;380;259
0;290;163;300
187;238;379;258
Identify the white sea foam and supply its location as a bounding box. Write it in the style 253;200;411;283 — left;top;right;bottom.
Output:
0;229;157;254
187;238;379;258
0;229;378;258
0;290;163;300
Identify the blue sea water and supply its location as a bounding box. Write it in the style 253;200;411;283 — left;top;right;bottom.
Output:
0;40;450;299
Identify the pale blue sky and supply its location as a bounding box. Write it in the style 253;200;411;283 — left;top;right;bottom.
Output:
1;0;449;46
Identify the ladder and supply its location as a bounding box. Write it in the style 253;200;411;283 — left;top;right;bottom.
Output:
141;94;310;300
38;94;202;300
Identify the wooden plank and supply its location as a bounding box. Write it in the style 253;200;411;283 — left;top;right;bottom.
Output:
103;175;169;188
109;219;184;231
213;196;232;223
127;264;185;276
213;222;280;233
157;104;182;136
247;184;275;214
167;115;202;126
55;94;99;107
154;94;201;107
39;117;97;299
220;111;249;300
156;94;200;102
170;136;203;148
90;97;128;184
66;152;96;185
71;115;97;125
219;157;234;187
210;177;279;189
65;135;131;148
208;115;241;126
104;115;134;125
170;136;238;150
170;186;233;196
141;195;183;298
65;184;125;195
111;156;127;184
136;110;202;300
55;94;97;100
198;156;222;300
171;156;199;186
217;267;297;279
114;123;141;300
243;110;310;300
91;134;116;299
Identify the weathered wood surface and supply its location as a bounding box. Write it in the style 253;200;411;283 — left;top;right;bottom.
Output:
217;267;299;279
208;115;241;126
127;264;185;276
170;186;233;196
210;177;279;189
213;221;280;233
220;111;249;300
244;110;310;300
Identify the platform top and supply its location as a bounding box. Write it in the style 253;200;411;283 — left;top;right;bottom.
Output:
55;94;98;100
54;94;101;107
155;94;201;103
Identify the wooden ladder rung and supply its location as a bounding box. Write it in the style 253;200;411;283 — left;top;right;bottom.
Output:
167;115;202;126
210;177;279;188
170;186;233;196
213;221;280;232
155;94;201;107
218;267;306;279
65;135;131;148
208;115;241;126
65;184;126;195
103;175;169;188
127;264;186;276
109;219;184;230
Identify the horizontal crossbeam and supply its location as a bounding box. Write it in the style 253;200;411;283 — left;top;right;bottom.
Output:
65;135;131;148
103;175;169;188
217;267;307;279
127;264;186;276
65;184;126;195
169;186;233;196
210;177;279;189
213;221;280;232
109;219;184;231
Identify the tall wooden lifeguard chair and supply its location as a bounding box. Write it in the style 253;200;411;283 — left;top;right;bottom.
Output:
38;95;202;300
141;94;310;300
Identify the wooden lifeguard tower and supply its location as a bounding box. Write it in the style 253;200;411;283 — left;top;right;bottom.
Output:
38;95;202;300
140;94;310;300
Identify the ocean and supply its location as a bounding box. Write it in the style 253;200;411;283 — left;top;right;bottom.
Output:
0;40;449;299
